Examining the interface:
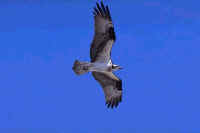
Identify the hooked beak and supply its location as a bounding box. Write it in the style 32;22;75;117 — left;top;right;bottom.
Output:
118;66;123;70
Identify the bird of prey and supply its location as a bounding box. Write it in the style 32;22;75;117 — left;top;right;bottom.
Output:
72;1;123;108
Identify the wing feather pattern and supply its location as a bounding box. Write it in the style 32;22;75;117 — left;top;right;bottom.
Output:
90;2;116;63
92;72;122;108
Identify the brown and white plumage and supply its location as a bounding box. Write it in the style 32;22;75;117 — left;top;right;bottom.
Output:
92;72;122;108
90;1;116;63
72;1;123;109
90;2;122;108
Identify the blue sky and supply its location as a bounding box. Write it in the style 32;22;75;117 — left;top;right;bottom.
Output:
0;0;200;132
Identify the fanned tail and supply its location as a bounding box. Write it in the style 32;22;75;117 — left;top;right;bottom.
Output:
72;60;90;75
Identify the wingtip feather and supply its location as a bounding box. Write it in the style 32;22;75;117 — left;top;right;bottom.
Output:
93;1;112;20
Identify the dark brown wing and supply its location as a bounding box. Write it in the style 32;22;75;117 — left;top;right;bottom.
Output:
92;71;122;108
90;2;116;63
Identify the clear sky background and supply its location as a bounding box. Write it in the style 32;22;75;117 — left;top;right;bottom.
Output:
0;0;200;133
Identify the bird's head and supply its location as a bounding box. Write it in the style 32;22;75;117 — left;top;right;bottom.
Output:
112;64;122;71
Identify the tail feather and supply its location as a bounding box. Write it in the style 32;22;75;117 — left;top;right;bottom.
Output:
72;60;90;75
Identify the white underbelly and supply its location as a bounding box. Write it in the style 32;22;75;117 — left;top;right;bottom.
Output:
89;62;110;72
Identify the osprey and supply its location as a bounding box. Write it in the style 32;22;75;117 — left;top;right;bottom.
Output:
72;1;123;108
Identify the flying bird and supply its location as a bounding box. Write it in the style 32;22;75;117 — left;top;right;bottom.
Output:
72;1;123;108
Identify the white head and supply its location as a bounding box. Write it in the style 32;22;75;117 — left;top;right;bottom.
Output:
112;64;122;71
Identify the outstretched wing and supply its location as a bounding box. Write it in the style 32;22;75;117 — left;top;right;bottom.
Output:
90;1;116;63
92;72;122;108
